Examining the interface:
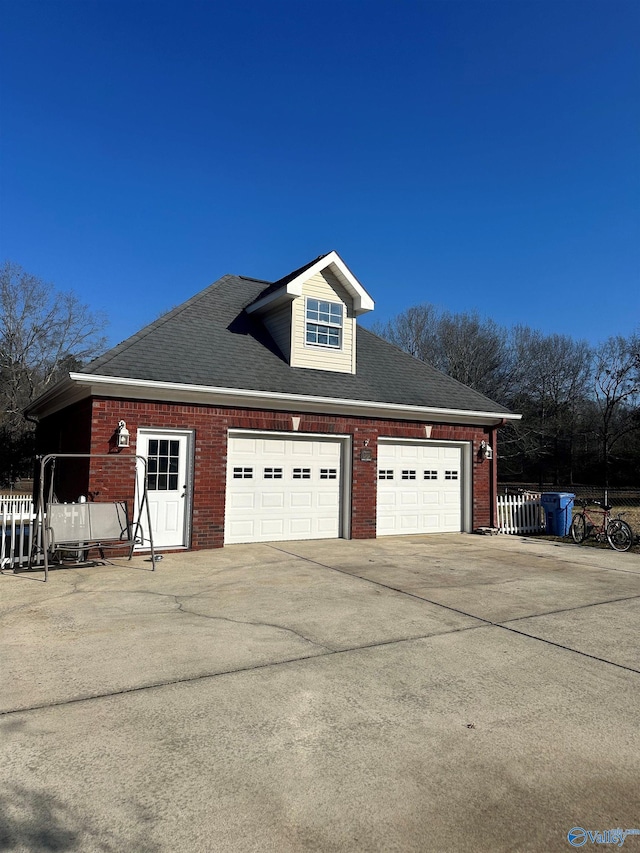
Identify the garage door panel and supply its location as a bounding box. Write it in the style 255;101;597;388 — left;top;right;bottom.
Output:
229;437;255;456
317;492;339;508
228;520;254;538
229;493;255;509
261;439;286;455
290;492;312;508
261;493;285;509
317;517;338;533
291;443;313;456
377;442;463;536
377;514;395;531
319;443;340;457
260;519;285;536
400;446;419;459
422;492;440;506
225;436;343;544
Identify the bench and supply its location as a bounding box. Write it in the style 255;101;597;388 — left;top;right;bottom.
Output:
45;501;138;562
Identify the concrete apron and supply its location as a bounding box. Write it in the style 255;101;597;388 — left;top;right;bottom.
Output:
1;534;639;852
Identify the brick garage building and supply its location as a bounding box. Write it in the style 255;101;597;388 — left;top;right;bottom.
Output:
27;252;519;551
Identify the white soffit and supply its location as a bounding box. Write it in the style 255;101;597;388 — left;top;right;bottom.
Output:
34;373;522;426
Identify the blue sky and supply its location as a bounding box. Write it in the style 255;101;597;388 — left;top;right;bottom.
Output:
1;0;638;348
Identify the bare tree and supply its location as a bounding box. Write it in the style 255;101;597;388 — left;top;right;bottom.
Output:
504;327;592;484
370;304;441;361
436;311;514;403
0;261;107;483
592;334;640;488
371;304;513;403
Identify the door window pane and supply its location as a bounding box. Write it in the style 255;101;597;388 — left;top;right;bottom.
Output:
147;437;181;491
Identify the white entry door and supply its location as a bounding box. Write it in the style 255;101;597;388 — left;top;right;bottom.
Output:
225;434;343;544
377;442;463;535
137;431;191;548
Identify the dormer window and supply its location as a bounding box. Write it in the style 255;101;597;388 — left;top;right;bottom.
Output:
306;298;343;348
245;251;374;374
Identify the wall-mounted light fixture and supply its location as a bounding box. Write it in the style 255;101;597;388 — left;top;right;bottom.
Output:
116;420;130;448
479;440;493;461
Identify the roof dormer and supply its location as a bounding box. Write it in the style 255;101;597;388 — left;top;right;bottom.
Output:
246;251;374;375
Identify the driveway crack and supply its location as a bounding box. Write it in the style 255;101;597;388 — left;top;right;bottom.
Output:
269;545;640;677
173;596;334;652
500;593;640;623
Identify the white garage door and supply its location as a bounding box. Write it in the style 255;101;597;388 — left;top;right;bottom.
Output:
225;435;343;544
377;442;463;535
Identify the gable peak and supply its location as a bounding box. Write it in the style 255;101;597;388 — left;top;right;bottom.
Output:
246;251;375;316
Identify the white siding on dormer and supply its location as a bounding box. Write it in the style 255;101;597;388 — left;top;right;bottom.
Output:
262;302;292;362
290;270;356;373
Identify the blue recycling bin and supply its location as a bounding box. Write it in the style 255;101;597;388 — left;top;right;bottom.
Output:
540;492;575;536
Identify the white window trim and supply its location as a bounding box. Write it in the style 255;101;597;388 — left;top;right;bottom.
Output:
304;296;344;351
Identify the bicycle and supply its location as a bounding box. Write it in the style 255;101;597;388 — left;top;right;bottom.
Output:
569;499;633;552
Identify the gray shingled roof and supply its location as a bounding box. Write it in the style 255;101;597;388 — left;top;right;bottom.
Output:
80;273;513;415
246;253;330;302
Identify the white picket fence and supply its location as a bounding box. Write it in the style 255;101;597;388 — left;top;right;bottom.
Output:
0;495;38;570
496;492;545;534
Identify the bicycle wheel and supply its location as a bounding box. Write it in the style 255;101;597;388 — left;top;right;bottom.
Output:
570;513;587;543
606;519;633;552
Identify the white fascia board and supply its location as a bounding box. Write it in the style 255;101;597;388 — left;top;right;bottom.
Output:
245;251;375;317
245;284;301;315
58;373;521;426
315;251;375;315
24;376;88;419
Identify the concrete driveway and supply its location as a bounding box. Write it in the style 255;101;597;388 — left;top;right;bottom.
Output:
1;535;639;853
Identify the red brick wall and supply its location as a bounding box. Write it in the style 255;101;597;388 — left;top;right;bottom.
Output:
69;396;495;549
